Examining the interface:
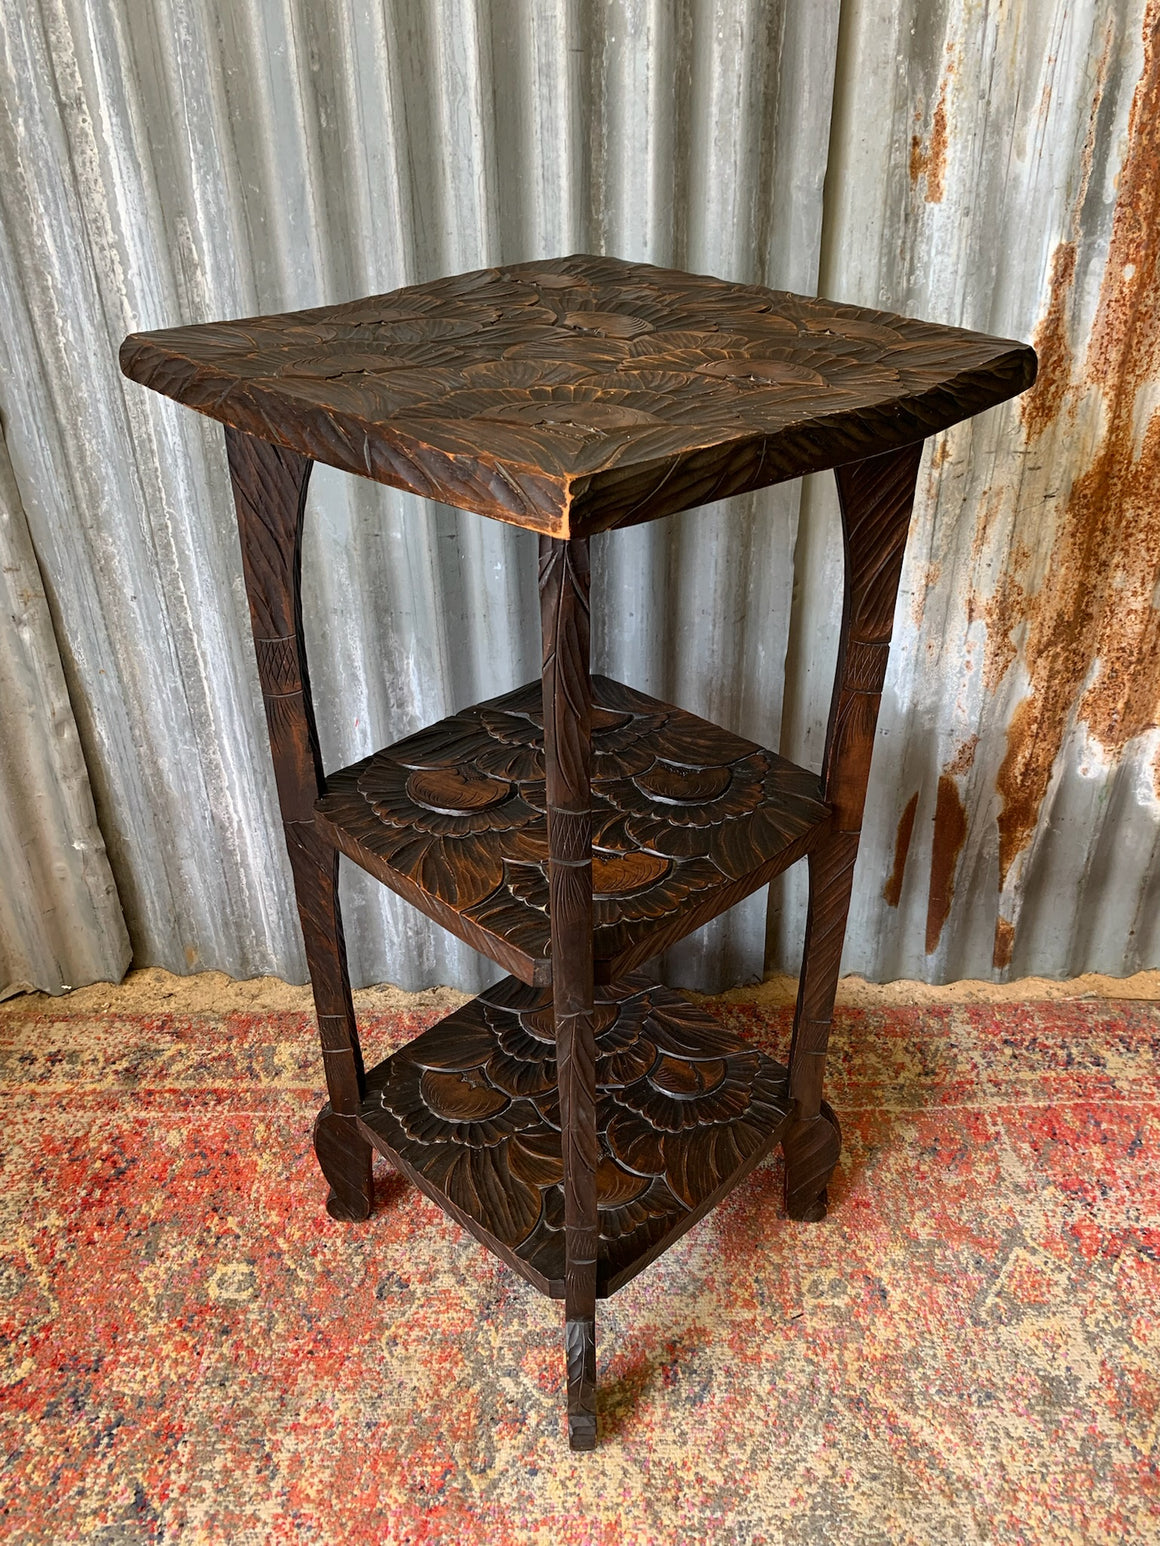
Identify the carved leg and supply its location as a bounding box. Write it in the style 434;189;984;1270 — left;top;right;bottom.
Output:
540;535;599;1451
314;1109;375;1222
785;443;925;1221
784;838;855;1220
293;830;373;1222
226;426;373;1221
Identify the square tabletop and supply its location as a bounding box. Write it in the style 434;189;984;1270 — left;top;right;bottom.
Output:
120;254;1036;538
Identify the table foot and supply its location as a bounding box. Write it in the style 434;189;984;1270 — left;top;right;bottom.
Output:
783;1100;841;1222
314;1109;374;1221
566;1316;597;1451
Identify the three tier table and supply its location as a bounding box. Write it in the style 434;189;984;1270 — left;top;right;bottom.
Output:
121;255;1035;1449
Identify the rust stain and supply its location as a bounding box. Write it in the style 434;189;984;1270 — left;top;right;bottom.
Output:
1021;240;1077;439
993;915;1015;972
883;791;920;908
931;436;952;471
911;560;941;629
909;54;954;203
925;774;968;954
977;562;1027;694
997;5;1160;887
1037;74;1054;126
966;488;1028;695
968;486;1002;568
908;112;925;188
944;734;979;777
975;31;1108;699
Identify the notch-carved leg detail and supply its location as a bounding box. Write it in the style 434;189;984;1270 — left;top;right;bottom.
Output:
785;833;858;1219
313;1110;375;1221
566;1318;598;1451
226;426;373;1221
783;1102;842;1223
785;443;924;1221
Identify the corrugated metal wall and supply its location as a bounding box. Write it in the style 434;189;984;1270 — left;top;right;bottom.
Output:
1;0;1157;997
810;0;1160;983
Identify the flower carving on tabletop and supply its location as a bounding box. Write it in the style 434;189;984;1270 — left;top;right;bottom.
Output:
126;253;986;474
355;753;535;911
360;976;790;1273
470;686;668;783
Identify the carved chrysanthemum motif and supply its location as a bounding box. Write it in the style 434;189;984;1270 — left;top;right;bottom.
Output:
358;973;792;1292
123;253;1035;529
316;674;830;970
126;258;993;454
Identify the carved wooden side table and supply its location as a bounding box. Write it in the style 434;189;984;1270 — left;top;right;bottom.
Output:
121;256;1035;1449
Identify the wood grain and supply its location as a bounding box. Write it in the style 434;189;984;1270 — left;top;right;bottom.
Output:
353;974;793;1299
783;443;924;1221
122;258;1037;1451
315;675;832;984
122;256;1036;539
225;426;373;1221
539;535;599;1449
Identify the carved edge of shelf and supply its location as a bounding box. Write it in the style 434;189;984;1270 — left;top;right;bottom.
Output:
600;1117;788;1297
343;1101;793;1302
351;1114;562;1297
569;347;1035;535
123;344;1034;540
600;818;831;978
316;797;830;987
314;808;548;984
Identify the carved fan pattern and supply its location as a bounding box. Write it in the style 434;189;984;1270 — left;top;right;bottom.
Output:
120;254;1037;535
315;675;831;981
356;973;792;1296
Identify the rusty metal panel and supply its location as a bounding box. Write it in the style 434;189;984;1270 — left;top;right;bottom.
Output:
0;0;839;991
1;0;1154;994
785;0;1160;982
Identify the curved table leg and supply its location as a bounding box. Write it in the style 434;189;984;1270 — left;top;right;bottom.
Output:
226;426;373;1221
784;442;924;1221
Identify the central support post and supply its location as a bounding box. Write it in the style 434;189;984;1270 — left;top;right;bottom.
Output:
539;534;599;1451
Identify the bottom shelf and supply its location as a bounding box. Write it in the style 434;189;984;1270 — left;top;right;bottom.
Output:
352;973;791;1298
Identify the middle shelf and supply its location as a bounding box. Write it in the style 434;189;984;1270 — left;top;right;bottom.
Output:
316;674;831;984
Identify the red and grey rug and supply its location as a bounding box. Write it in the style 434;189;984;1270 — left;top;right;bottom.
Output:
1;987;1157;1544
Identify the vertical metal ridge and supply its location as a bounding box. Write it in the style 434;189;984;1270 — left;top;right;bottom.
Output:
1;0;1154;994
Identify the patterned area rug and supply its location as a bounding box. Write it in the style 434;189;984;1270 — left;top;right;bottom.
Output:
1;988;1157;1544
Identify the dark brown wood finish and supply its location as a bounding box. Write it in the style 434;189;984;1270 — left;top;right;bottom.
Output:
352;974;792;1299
314;676;831;984
538;536;599;1450
122;257;1037;1450
783;442;925;1221
122;256;1036;540
224;426;373;1221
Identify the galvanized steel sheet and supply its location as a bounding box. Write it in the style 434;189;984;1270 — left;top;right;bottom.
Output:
0;0;1155;993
